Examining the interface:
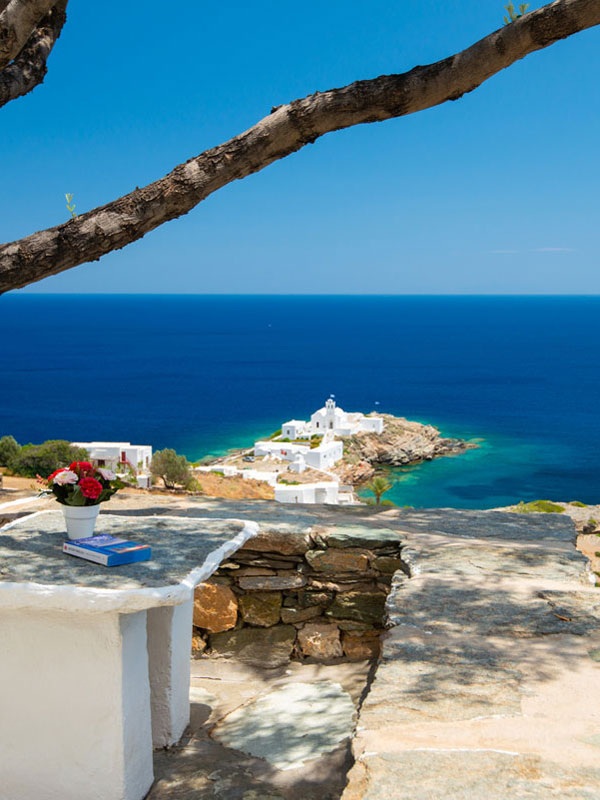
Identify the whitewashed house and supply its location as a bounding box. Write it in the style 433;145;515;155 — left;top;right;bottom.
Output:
274;481;355;505
71;441;153;488
310;398;384;436
302;436;343;470
281;420;310;439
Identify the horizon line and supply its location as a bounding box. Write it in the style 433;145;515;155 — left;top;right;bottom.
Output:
7;292;600;298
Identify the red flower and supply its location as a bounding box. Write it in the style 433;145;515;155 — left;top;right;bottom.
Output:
79;477;103;500
47;468;67;482
70;461;95;477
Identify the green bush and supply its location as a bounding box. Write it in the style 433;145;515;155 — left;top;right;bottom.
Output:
514;500;565;514
0;435;20;467
569;501;588;508
151;448;192;489
10;440;89;478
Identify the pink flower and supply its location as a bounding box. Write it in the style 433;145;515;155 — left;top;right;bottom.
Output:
53;470;78;485
97;468;116;481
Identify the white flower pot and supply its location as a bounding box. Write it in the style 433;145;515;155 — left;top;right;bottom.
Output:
62;504;100;540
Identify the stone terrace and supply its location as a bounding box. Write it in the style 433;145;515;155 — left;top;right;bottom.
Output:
6;493;600;797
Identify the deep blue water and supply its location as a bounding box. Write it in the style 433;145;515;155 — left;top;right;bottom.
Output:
1;294;599;508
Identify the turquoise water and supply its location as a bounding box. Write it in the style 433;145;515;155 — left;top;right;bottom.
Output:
1;294;599;508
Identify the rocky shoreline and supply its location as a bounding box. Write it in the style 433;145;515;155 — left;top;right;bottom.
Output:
332;413;478;486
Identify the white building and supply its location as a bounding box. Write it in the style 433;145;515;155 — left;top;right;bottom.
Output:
310;398;384;436
281;420;310;439
274;481;355;505
71;441;153;488
255;399;382;474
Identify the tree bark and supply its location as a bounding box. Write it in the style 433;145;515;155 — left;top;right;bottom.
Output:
0;1;66;109
1;0;599;295
0;0;57;69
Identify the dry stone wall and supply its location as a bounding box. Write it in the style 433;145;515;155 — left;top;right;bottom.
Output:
192;526;407;666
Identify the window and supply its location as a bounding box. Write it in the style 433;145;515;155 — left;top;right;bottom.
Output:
121;451;126;462
97;459;105;467
316;422;319;428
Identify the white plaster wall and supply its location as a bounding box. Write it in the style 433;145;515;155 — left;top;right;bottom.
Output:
147;598;193;747
0;608;153;800
361;417;384;434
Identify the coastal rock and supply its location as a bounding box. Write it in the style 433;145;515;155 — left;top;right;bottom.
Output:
193;582;238;633
239;592;282;627
326;591;387;624
297;622;343;660
333;413;476;485
209;625;296;667
305;548;370;573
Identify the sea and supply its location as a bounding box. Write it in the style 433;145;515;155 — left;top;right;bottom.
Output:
1;294;599;509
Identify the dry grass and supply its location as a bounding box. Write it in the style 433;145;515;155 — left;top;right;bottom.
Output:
196;473;274;500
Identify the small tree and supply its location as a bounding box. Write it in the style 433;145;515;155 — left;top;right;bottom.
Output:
151;448;191;489
366;475;394;505
0;435;20;467
9;440;88;477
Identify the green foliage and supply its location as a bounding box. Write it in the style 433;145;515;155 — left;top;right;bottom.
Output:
514;500;565;514
268;429;282;440
184;476;202;492
278;479;300;485
10;440;89;478
0;435;20;467
280;437;291;443
569;501;588;507
151;448;192;489
503;1;529;24
365;475;394;505
65;192;77;219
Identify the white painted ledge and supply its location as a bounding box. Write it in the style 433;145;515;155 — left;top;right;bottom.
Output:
0;513;258;614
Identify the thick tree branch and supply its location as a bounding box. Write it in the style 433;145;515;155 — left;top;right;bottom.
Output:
0;1;66;109
0;0;56;69
1;0;599;295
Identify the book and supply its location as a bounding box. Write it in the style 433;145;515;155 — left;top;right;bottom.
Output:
63;534;152;567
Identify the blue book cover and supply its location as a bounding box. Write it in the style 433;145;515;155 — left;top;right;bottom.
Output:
63;534;152;566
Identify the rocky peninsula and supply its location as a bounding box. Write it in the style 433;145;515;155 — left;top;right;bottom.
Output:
332;413;477;486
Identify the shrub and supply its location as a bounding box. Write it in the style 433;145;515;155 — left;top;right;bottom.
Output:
151;448;192;489
0;435;20;467
9;440;89;478
514;500;565;514
569;501;588;508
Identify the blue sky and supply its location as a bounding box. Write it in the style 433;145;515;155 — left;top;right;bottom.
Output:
3;0;599;294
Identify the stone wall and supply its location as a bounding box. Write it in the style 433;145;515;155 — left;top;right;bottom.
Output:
191;526;407;667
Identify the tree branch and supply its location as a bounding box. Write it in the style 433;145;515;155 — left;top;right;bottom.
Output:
0;1;66;109
1;0;599;295
0;0;57;69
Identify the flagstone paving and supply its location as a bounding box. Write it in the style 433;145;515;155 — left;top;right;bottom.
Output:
93;495;600;797
11;494;598;798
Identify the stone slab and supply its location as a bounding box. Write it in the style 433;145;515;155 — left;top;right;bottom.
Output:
386;578;600;637
347;751;600;800
212;681;355;770
209;625;296;668
0;511;245;590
